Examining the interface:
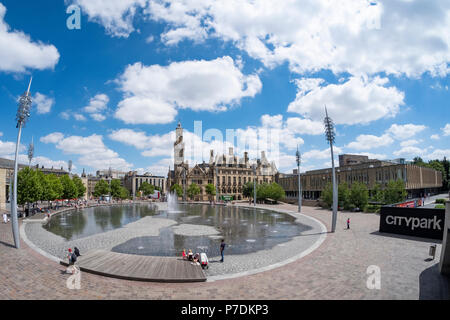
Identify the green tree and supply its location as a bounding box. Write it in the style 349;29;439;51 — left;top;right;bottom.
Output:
349;182;369;210
17;168;42;206
110;179;123;199
243;181;254;199
93;179;110;198
256;183;270;201
72;175;86;199
321;182;333;208
119;187;130;200
139;181;155;196
205;183;216;201
338;183;351;210
384;179;407;204
370;183;384;203
60;175;78;199
267;182;285;201
187;183;201;200
170;184;183;198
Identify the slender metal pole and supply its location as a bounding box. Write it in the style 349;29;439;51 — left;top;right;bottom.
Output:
297;146;302;213
11;124;23;249
253;166;256;206
330;143;338;233
324;106;337;233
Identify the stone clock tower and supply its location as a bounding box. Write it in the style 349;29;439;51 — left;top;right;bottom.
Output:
174;121;184;166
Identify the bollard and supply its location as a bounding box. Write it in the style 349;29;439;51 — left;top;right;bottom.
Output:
429;244;437;260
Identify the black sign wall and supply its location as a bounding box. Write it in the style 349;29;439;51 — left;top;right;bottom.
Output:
379;206;445;240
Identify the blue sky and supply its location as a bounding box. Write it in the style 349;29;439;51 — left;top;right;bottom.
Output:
0;0;449;176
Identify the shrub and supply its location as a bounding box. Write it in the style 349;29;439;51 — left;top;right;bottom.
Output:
364;204;381;213
435;204;445;209
435;198;446;204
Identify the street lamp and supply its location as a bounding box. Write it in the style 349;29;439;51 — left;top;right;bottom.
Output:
11;77;33;249
324;106;338;233
252;164;257;206
296;145;302;213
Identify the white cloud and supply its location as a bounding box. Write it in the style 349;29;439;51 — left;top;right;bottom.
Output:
146;0;450;78
393;146;425;157
83;94;109;113
386;124;427;140
287;76;404;125
42;133;133;171
285;117;324;135
114;56;262;124
424;149;450;160
400;139;420;148
430;134;440;140
34;93;54;114
442;124;450;136
60;111;70;120
73;113;87;121
40;132;64;144
302;147;343;161
83;94;109;121
0;3;59;72
73;0;147;38
346;134;394;150
0;137;26;158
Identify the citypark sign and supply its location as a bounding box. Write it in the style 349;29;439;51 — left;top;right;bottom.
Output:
379;204;444;240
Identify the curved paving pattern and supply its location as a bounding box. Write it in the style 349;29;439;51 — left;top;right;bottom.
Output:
1;203;449;299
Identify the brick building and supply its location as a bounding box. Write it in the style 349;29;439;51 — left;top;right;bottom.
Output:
278;154;443;203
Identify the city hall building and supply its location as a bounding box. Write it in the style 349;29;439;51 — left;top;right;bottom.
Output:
167;122;278;201
278;154;443;203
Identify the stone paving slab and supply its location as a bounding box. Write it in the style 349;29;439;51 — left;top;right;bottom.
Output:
0;203;449;300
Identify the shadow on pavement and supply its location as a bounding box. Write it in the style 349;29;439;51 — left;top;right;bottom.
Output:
370;231;442;244
419;263;450;300
0;240;15;249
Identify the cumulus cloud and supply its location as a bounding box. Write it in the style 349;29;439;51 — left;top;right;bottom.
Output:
145;0;450;78
83;94;109;121
442;124;450;136
0;3;59;72
346;134;394;150
287;76;404;125
72;0;147;38
41;133;132;171
393;146;425;157
114;56;262;124
34;93;54;114
386;124;427;140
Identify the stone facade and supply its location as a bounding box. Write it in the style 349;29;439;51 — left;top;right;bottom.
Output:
123;172;166;198
167;122;278;201
278;154;443;202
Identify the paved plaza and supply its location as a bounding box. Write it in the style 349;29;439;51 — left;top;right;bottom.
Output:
1;203;449;300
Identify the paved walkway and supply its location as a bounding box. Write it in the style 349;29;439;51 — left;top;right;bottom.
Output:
1;204;449;299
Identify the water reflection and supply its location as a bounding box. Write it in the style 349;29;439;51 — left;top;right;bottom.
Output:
44;203;312;256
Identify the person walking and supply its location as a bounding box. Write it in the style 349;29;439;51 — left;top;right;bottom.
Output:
220;239;226;263
347;218;350;230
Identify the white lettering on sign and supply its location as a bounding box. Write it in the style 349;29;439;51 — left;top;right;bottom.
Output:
385;215;442;231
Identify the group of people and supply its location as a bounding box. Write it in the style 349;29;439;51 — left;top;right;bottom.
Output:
181;239;227;264
182;249;200;262
67;247;81;265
